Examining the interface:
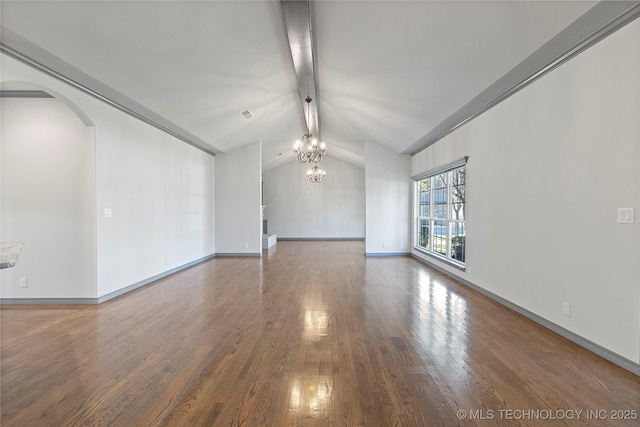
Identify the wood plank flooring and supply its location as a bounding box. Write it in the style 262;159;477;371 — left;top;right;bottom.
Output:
1;241;638;426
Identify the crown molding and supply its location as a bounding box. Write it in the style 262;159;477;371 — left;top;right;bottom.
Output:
0;27;221;157
406;1;640;156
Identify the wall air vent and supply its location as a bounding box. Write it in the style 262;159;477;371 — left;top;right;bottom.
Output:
241;110;253;119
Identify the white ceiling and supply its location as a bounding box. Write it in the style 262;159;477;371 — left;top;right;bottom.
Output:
1;0;598;171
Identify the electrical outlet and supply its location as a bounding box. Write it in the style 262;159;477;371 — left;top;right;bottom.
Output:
104;208;112;218
244;243;249;249
19;277;28;288
382;242;386;249
562;302;571;317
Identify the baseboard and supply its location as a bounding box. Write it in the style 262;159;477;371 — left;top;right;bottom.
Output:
277;237;365;241
0;253;216;305
215;253;262;257
365;252;411;257
0;297;96;305
410;253;640;376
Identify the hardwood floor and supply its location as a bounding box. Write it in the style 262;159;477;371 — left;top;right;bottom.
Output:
1;241;638;426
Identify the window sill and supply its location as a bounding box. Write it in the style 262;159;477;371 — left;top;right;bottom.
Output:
413;247;466;272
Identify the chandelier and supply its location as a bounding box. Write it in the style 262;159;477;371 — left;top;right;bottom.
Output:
307;165;326;183
293;96;326;164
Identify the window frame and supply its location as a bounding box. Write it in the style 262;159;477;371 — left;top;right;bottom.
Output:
413;162;466;269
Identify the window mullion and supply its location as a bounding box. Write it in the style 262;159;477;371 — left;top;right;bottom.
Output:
446;171;452;259
429;177;434;252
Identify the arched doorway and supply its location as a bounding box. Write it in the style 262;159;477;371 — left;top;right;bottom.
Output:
1;81;97;300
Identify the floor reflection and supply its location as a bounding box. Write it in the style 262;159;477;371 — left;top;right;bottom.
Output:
262;244;278;258
412;269;469;376
303;308;329;340
290;300;334;419
289;375;333;416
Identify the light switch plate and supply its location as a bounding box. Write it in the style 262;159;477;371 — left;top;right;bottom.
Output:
562;302;571;317
617;208;635;224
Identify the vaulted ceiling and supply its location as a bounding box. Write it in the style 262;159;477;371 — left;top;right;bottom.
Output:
1;1;604;172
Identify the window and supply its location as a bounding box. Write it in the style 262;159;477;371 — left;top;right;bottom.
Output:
415;165;465;266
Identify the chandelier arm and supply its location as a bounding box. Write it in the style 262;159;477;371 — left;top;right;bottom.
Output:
310;151;321;163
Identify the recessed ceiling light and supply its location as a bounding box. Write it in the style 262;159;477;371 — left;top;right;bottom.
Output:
241;110;253;119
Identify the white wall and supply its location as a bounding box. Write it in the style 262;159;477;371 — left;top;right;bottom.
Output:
0;96;97;298
365;141;411;254
1;53;216;300
263;156;365;239
412;20;640;364
215;141;262;255
95;110;215;297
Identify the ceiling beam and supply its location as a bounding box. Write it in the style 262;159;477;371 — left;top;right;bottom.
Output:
281;0;321;140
